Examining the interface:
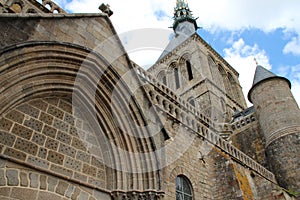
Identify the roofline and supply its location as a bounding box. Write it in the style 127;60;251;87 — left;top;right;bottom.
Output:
247;76;291;103
0;12;135;71
0;13;108;18
150;32;239;77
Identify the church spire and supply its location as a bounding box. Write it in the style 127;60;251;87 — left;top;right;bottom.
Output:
173;0;197;34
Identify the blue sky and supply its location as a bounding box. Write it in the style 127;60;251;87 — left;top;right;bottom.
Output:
48;0;300;106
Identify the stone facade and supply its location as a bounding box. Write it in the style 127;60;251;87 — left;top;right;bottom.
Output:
0;0;299;200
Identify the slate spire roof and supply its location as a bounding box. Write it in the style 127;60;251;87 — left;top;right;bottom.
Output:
248;65;291;103
156;0;198;62
252;65;277;86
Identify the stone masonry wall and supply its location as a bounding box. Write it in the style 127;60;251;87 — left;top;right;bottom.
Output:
0;98;108;194
0;157;111;200
250;78;300;194
266;133;300;194
230;120;268;168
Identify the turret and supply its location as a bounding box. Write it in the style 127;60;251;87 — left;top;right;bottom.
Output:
248;65;300;193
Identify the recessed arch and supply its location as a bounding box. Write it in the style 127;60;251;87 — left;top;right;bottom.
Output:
157;70;167;86
0;41;162;193
168;61;180;90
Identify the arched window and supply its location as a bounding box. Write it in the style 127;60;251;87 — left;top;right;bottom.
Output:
174;67;180;89
176;175;193;200
228;72;240;100
157;71;167;86
186;60;193;80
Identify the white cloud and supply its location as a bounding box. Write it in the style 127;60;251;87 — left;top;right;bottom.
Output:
291;80;300;108
279;65;300;107
223;38;271;106
57;0;300;56
50;0;300;106
283;37;300;55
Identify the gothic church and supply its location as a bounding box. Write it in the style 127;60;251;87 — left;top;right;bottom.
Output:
0;0;299;199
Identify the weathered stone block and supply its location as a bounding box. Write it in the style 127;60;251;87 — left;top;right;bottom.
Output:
20;171;29;187
0;117;13;132
0;169;6;186
50;164;73;177
53;119;69;132
29;173;39;188
38;191;64;200
74;172;87;182
38;147;48;159
65;157;82;171
71;137;86;151
64;113;75;126
58;100;73;114
48;176;58;192
14;138;38;155
47;150;65;165
11;188;38;200
0;158;6;168
4;147;26;161
69;126;78;136
88;177;105;188
0;131;16;147
56;180;69;196
71;187;81;200
17;104;40;118
11;123;33;140
91;156;104;169
76;150;90;163
45;138;59;150
56;131;72;145
24;117;43;132
78;191;89;200
42;125;57;138
48;105;64;120
29;99;48;111
0;187;10;197
32;132;46;145
75;119;83;129
59;143;76;158
39;111;54;125
82;164;97;177
40;175;47;190
6;169;19;186
5;110;25;124
27;156;50;169
44;98;59;106
65;185;75;198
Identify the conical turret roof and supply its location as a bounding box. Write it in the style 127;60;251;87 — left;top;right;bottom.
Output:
248;65;291;103
252;65;277;86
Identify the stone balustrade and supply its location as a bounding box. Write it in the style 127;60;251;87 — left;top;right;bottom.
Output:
231;114;256;131
133;63;276;182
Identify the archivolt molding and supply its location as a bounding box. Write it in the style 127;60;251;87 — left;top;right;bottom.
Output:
0;41;162;193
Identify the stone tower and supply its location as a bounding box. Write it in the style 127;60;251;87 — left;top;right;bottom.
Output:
151;0;247;126
248;65;300;193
